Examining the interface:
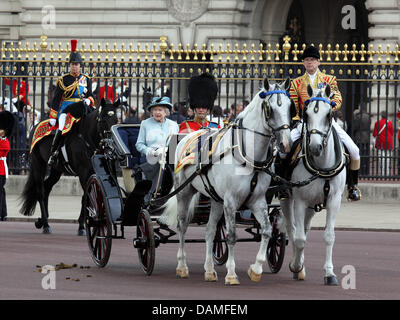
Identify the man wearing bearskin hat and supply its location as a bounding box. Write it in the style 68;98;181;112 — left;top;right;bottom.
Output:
279;45;361;201
47;39;95;166
0;111;15;221
179;73;220;133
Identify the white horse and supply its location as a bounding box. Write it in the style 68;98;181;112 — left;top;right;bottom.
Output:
159;77;294;285
280;84;347;285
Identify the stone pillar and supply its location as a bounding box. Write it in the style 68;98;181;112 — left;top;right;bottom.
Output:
365;0;400;131
0;0;23;40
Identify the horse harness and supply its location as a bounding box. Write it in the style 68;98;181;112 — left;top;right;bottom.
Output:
300;96;348;212
150;89;290;208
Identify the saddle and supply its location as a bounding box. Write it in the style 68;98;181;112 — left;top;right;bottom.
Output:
175;127;226;174
30;115;80;153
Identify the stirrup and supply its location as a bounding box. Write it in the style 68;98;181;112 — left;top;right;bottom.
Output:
347;186;361;202
47;151;58;166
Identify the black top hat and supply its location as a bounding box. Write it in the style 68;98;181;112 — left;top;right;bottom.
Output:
0;111;15;137
69;39;83;64
301;46;320;60
188;73;218;110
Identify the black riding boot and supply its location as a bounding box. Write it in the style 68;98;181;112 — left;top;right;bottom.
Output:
275;156;290;200
48;129;62;166
347;169;362;201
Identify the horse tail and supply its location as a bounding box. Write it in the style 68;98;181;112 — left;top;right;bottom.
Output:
19;167;39;216
157;190;178;227
157;189;200;227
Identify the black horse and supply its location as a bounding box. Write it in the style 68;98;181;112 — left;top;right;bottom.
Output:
20;98;120;235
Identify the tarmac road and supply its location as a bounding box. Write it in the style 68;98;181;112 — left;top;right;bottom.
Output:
0;221;399;301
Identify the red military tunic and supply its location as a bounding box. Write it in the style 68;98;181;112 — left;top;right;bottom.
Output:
373;118;394;150
179;120;220;133
99;84;116;102
4;78;30;105
0;137;10;177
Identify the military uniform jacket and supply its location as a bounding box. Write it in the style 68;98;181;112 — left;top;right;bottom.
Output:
50;73;94;119
179;120;220;133
0;137;10;177
290;69;342;120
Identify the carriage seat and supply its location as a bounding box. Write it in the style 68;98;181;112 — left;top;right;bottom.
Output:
110;124;145;193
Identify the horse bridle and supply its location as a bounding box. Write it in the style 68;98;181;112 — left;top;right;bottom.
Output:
260;90;292;133
303;96;333;148
96;105;116;139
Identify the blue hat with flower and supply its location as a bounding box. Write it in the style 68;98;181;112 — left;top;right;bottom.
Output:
147;96;173;112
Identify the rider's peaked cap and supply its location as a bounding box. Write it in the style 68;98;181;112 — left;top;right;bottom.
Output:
147;96;173;112
301;45;320;60
188;73;218;110
69;39;83;64
0;111;15;137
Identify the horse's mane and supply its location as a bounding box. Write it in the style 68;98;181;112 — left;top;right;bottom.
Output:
236;90;264;120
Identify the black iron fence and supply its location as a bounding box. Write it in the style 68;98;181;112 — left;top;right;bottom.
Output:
1;36;399;180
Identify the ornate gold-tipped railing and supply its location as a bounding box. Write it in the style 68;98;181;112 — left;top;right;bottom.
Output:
1;35;399;64
1;35;399;83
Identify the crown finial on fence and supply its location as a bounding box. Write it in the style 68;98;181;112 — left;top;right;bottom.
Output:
160;36;168;60
40;35;48;59
282;35;291;61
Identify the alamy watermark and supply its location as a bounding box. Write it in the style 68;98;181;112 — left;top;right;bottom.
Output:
341;264;356;289
41;265;56;290
341;5;356;30
42;5;56;30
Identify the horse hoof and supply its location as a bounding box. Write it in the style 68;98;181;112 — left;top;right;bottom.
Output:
204;271;218;282
247;267;262;282
77;229;86;236
324;275;338;286
35;219;43;229
293;267;306;280
225;275;240;285
42;226;52;234
176;267;189;279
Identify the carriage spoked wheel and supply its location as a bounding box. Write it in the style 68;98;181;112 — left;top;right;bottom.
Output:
84;175;112;268
267;208;286;273
134;209;155;275
213;218;228;266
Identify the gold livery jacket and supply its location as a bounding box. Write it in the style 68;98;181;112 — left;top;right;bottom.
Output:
289;69;342;120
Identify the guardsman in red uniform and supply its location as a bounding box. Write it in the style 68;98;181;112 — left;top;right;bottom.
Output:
0;111;15;221
4;77;30;106
48;39;95;166
179;73;220;133
99;83;116;102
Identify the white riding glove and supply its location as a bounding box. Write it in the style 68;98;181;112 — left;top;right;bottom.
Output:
84;98;91;106
49;118;56;127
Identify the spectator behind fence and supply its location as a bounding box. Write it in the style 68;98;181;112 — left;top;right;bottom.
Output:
168;102;186;124
397;103;400;172
335;110;347;131
373;110;394;176
353;105;371;176
0;111;15;221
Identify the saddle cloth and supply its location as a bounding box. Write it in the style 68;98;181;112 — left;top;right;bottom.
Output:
30;114;80;153
174;128;227;174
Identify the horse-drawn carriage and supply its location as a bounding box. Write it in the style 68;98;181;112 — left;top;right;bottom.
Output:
83;123;287;276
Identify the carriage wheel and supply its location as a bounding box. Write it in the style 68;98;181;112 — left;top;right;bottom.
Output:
135;209;155;275
267;208;286;273
84;175;112;268
213;218;228;266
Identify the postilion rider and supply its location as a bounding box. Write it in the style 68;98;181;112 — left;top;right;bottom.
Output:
179;73;221;134
277;45;361;201
48;39;95;166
